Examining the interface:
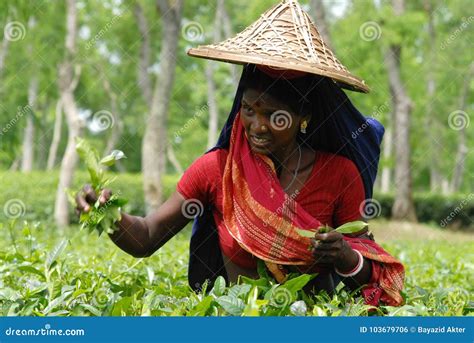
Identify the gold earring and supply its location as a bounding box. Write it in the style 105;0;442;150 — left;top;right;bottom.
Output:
300;120;307;134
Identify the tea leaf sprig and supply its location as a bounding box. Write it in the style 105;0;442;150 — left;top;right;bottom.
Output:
67;137;128;236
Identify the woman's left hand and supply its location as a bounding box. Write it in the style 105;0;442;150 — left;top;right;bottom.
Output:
311;231;358;270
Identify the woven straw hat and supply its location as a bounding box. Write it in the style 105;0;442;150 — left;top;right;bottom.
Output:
188;0;369;93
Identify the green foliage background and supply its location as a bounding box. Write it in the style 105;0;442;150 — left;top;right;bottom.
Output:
0;0;472;192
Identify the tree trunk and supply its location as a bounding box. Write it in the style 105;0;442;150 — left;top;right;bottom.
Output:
47;99;63;170
134;2;152;107
385;0;417;222
21;76;38;172
205;2;223;149
142;0;183;213
423;0;442;192
206;62;219;149
219;0;239;84
97;65;123;157
450;62;473;192
54;0;82;228
37;104;50;170
0;16;10;82
167;145;183;174
310;0;334;50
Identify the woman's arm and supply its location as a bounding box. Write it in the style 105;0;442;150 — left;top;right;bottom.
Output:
76;185;192;258
76;151;219;258
108;191;191;257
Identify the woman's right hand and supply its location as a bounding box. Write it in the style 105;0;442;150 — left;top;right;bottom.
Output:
75;184;112;216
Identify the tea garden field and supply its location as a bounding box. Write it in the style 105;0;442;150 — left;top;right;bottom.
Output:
0;218;472;317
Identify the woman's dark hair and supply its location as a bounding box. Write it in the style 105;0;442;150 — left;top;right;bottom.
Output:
240;64;327;118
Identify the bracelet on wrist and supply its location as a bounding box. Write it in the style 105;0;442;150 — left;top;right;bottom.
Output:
335;250;364;278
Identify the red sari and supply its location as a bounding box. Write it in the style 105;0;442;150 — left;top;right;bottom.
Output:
220;112;405;306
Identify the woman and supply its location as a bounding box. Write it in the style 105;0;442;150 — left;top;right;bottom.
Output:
75;1;404;306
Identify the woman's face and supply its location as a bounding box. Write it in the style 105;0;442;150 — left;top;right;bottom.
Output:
240;88;308;156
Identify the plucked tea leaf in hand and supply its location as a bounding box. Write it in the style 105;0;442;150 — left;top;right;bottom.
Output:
73;138;128;235
296;221;368;238
334;221;368;234
295;229;316;238
75;137;101;187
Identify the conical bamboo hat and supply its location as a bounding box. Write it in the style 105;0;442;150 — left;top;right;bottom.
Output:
188;0;369;93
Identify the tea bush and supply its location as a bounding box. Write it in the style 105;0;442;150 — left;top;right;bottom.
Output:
0;220;472;316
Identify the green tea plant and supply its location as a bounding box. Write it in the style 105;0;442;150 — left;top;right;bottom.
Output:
0;220;472;316
67;138;128;235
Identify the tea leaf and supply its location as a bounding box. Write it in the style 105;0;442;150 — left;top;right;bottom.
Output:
295;229;316;238
296;221;368;238
46;239;68;270
257;260;270;279
282;273;316;295
228;284;252;299
216;296;245;316
334;221;368;234
188;296;214;316
210;276;226;297
75;137;101;187
290;300;307;316
100;150;126;167
74;138;128;235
